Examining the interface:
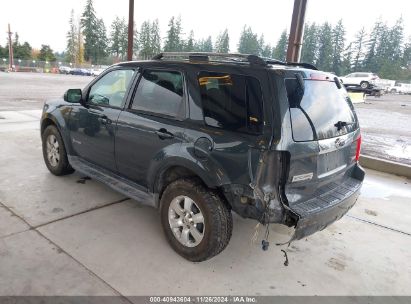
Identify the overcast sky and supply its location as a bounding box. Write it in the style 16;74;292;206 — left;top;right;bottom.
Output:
1;0;410;53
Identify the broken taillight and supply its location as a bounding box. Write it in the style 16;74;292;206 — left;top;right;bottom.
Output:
355;135;362;162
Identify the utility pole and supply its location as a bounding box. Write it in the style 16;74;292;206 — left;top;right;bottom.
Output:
7;23;14;70
286;0;308;63
127;0;134;61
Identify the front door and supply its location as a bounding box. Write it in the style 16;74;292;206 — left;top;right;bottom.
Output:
115;68;186;187
69;68;136;172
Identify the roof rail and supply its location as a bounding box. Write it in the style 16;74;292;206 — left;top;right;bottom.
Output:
152;52;318;70
264;58;318;70
152;52;267;66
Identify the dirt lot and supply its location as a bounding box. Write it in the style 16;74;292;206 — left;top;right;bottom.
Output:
1;72;410;165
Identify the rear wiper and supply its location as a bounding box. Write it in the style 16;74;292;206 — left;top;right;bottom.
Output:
334;121;356;131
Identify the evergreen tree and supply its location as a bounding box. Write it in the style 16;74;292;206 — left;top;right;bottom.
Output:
38;45;56;62
110;17;121;57
341;43;353;75
95;18;108;63
0;45;6;59
352;27;367;71
150;19;161;57
119;18;129;60
272;29;288;61
164;16;183;52
373;23;390;71
376;18;404;79
196;36;213;52
81;0;99;63
363;19;384;72
66;9;78;63
257;34;265;56
215;29;229;53
12;33;32;60
261;45;272;58
317;22;333;71
331;20;345;75
402;37;411;67
184;30;195;52
387;17;404;62
237;26;259;55
138;21;151;59
110;17;128;60
301;23;318;65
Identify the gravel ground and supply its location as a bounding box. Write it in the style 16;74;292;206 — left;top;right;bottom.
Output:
1;72;410;165
356;95;411;165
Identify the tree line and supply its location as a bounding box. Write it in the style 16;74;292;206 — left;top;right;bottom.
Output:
0;34;58;63
301;18;411;80
1;0;410;81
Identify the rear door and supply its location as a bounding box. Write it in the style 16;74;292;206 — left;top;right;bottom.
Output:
282;72;361;205
115;68;186;188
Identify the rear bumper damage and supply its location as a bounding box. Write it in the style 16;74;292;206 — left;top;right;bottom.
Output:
288;170;363;241
278;163;365;242
225;150;365;242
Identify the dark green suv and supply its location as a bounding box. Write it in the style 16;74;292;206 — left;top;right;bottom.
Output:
41;53;364;262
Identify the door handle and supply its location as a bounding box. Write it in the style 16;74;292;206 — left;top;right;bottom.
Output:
89;110;112;125
155;128;174;140
98;115;112;125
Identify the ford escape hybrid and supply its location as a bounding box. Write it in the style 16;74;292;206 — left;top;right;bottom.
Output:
40;53;365;262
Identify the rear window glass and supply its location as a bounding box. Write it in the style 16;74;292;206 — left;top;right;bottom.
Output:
285;78;358;141
198;72;263;134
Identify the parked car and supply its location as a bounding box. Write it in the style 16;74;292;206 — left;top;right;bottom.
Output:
91;67;107;77
389;83;411;94
340;72;379;89
69;68;92;76
59;66;72;74
40;52;364;262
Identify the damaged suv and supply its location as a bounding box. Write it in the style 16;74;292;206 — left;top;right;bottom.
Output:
40;53;364;262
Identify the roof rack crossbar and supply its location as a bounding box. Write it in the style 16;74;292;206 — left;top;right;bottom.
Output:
152;52;318;70
152;52;266;66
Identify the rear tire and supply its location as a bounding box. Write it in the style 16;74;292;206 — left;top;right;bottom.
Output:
42;125;74;176
160;179;232;262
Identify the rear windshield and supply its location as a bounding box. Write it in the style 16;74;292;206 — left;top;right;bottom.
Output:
285;79;358;141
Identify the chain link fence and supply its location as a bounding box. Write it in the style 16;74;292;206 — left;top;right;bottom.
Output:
0;58;110;73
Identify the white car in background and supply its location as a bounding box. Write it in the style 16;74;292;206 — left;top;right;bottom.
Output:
389;83;411;94
91;66;109;77
340;72;380;89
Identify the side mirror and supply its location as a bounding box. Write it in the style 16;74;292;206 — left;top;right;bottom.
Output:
64;89;83;103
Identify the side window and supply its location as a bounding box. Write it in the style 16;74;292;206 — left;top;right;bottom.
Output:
198;72;263;134
88;69;135;108
131;69;184;118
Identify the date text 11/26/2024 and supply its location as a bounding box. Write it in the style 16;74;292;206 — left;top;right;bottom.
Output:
149;296;257;303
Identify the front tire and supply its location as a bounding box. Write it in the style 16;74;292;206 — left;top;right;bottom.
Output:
160;179;233;262
42;125;74;176
360;81;369;89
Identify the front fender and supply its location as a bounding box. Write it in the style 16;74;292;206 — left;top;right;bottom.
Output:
41;100;73;154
